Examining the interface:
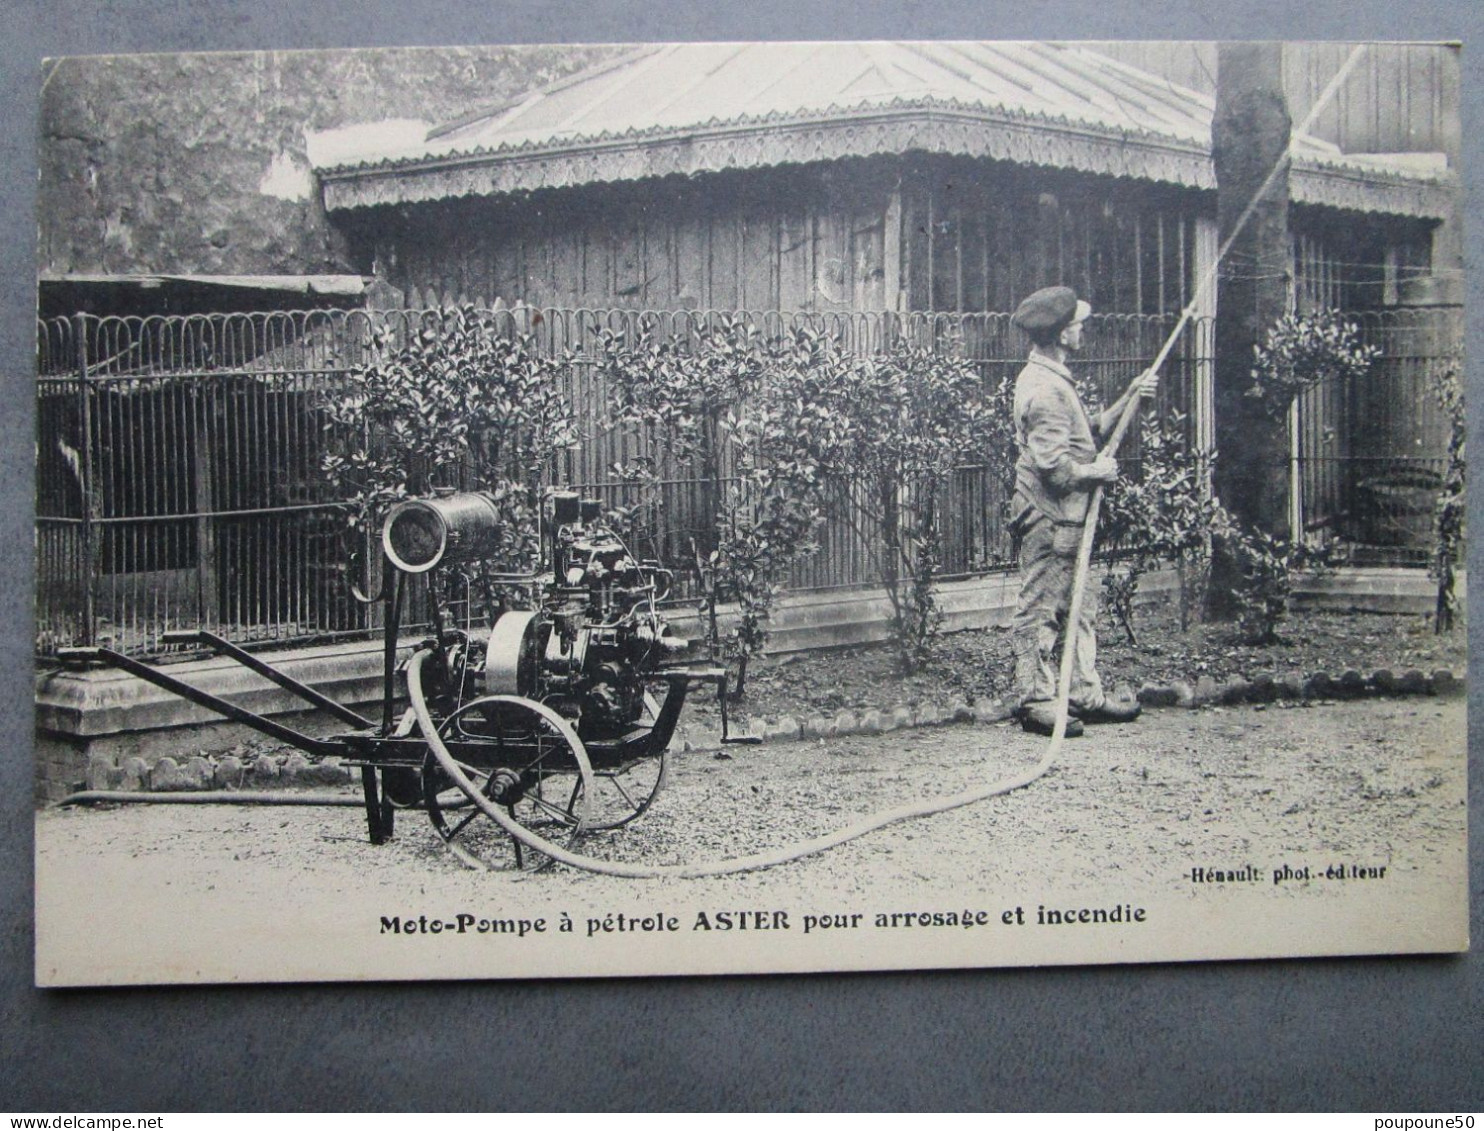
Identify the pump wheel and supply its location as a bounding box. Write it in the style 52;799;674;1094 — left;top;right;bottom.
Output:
577;689;670;830
421;695;595;870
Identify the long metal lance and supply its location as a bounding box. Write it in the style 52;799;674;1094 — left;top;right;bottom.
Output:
1148;44;1368;381
1048;43;1371;746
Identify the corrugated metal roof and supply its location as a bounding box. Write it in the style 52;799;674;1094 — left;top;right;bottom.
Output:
316;41;1449;220
328;42;1339;165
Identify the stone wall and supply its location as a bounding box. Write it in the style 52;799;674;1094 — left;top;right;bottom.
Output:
38;45;618;277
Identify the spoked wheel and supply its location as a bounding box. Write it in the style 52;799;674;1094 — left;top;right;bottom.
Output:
421;695;594;871
578;689;671;831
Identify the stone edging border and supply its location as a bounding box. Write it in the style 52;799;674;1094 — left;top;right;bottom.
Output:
671;666;1464;751
76;665;1463;793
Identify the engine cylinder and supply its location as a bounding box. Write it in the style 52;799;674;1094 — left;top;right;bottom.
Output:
382;492;502;573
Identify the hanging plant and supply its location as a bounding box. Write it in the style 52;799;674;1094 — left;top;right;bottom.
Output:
1247;308;1379;420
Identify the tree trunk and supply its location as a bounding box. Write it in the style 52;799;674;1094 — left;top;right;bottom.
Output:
1209;43;1293;619
879;478;907;667
700;411;721;560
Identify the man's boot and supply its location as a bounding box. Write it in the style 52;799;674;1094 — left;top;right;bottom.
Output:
1019;703;1084;738
1072;695;1142;725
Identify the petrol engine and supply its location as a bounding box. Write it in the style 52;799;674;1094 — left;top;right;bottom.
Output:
381;489;688;738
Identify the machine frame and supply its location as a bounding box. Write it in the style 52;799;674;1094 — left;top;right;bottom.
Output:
59;489;752;870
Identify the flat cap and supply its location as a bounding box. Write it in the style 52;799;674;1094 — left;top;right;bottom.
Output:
1011;286;1091;335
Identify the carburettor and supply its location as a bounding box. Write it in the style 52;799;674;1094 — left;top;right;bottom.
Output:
382;489;687;738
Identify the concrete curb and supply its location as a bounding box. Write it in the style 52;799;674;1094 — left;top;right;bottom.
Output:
84;749;355;794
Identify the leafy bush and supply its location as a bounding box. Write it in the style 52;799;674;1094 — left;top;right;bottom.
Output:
782;331;1000;672
1081;384;1330;647
1196;308;1374;638
1224;524;1337;645
321;306;579;580
704;327;863;689
600;317;832;693
603;318;1001;679
860;339;1001;671
603;314;766;473
1098;410;1222;641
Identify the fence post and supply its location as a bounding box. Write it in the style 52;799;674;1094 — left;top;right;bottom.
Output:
73;313;97;646
190;382;219;631
1288;398;1303;544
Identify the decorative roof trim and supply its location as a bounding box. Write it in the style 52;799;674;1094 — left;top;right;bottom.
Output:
320;99;1214;211
319;99;1450;222
1291;158;1453;220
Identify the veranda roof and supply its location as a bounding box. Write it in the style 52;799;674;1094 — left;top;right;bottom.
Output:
316;41;1451;220
37;273;373;319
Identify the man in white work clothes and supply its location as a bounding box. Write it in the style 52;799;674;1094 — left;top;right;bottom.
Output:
1009;286;1159;737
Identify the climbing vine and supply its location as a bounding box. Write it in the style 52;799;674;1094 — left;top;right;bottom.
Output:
1432;350;1466;633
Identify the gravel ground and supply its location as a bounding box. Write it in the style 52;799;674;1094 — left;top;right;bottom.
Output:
35;695;1466;985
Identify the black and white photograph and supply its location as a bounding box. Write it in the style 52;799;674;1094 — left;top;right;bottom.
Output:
30;39;1466;987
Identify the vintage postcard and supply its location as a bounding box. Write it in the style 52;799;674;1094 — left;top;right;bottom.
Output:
32;40;1466;986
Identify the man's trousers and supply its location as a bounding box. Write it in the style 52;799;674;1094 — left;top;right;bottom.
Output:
1011;514;1105;712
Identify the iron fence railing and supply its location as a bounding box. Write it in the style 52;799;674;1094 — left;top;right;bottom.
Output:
1293;306;1462;566
53;303;1446;660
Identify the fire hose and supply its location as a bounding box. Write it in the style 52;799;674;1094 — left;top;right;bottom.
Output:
58;791;366;807
406;46;1369;877
53;386;1127;877
404;393;1152;878
61;49;1365;877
